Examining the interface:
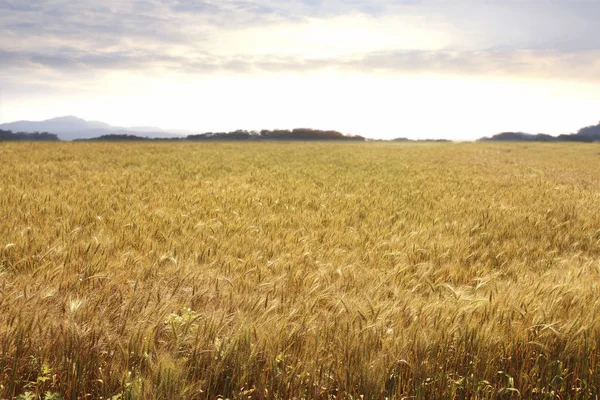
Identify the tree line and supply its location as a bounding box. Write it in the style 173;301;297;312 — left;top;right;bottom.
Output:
0;129;59;141
479;121;600;142
3;121;600;142
187;128;365;141
1;128;365;142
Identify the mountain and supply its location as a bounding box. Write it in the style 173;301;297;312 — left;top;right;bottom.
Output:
0;116;186;140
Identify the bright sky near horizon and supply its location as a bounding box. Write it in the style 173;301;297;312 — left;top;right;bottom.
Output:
1;0;600;140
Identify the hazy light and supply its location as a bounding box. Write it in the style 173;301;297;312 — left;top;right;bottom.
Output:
3;68;598;140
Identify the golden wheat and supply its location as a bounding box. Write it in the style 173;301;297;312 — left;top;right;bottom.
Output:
1;142;600;399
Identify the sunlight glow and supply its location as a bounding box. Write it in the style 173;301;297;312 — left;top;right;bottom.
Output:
4;69;597;140
211;14;455;58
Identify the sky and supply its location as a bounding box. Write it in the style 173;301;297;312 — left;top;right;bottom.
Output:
1;0;600;140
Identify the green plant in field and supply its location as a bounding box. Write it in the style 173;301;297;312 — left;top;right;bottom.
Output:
14;363;64;400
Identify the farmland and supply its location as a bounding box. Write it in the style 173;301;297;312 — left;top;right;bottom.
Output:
1;142;600;399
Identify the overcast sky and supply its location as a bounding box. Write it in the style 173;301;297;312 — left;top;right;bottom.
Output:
1;0;599;139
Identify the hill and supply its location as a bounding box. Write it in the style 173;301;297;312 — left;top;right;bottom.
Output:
480;121;600;142
0;116;186;141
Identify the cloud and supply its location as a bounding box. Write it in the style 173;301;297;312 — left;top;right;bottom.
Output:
4;0;600;53
345;49;600;80
1;0;600;84
3;45;600;84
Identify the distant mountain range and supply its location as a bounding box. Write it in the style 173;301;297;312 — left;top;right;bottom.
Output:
2;116;600;143
0;117;366;142
0;116;188;140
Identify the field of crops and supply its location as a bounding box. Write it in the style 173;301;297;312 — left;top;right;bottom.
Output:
1;142;600;399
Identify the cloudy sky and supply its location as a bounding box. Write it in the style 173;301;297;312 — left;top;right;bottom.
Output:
1;0;599;140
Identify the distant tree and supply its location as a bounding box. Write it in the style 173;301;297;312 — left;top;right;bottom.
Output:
75;134;150;141
0;129;59;141
479;132;556;142
575;122;600;140
187;128;365;141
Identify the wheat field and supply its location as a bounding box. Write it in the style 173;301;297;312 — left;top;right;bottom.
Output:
1;142;600;399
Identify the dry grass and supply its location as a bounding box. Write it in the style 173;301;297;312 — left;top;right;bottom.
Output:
1;142;600;399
